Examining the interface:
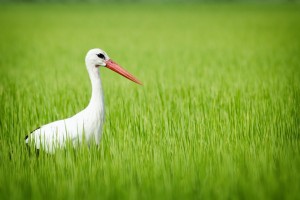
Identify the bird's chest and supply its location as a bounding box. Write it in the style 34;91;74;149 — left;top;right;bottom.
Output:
82;109;105;142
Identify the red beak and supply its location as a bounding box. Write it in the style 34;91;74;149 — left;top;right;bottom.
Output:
105;59;142;85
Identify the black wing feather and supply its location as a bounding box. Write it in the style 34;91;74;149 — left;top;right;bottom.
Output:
25;127;40;140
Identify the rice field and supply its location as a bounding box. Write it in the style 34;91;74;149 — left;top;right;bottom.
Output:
0;3;299;200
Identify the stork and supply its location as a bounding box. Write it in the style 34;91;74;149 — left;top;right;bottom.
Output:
25;48;142;153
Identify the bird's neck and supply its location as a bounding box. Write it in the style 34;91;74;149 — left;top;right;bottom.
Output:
87;68;104;112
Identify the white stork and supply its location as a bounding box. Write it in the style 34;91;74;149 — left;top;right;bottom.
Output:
25;48;142;153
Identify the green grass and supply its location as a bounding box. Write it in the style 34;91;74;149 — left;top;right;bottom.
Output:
0;3;300;200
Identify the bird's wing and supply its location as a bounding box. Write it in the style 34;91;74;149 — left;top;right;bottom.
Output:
26;120;67;152
25;126;41;143
25;117;86;152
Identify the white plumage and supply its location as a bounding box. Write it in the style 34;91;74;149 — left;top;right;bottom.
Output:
25;48;141;153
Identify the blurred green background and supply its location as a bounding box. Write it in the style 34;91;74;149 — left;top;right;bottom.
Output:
0;1;300;200
1;0;300;3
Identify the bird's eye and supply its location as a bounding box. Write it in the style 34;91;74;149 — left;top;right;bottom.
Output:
97;53;105;59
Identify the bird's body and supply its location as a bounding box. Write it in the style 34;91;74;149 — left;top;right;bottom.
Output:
26;97;105;152
25;48;141;153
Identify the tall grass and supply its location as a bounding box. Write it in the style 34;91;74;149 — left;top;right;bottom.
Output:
0;3;299;200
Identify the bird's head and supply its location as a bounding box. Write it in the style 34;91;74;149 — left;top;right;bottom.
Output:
85;48;109;67
85;48;142;85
